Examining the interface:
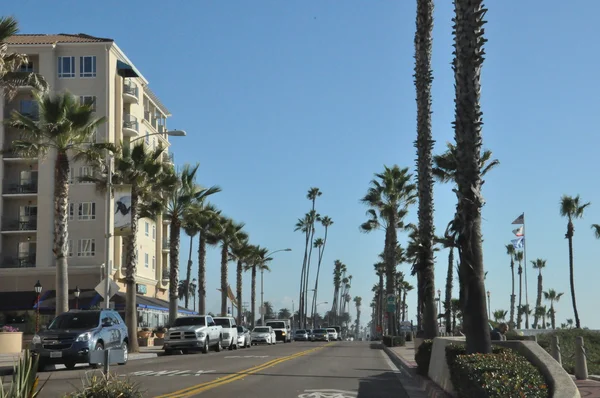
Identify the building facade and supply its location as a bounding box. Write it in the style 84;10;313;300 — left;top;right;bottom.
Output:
0;34;182;328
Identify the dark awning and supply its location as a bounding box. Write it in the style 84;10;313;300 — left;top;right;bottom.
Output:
0;291;42;311
110;292;197;315
34;289;101;311
117;60;140;78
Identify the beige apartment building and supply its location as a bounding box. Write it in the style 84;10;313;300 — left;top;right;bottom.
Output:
0;34;190;329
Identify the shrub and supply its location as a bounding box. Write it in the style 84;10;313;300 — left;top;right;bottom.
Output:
382;334;405;347
415;339;433;376
446;344;549;398
537;329;600;376
0;350;47;397
64;373;144;398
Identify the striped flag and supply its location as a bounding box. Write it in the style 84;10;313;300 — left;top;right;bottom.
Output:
511;237;524;249
511;213;524;225
512;226;524;237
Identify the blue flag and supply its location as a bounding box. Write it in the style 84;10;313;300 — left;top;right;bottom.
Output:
511;237;524;249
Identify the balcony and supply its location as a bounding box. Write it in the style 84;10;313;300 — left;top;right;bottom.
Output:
161;266;169;285
3;180;38;196
162;238;170;252
123;80;139;104
162;152;174;164
2;146;35;161
122;114;139;137
1;216;37;232
0;253;36;269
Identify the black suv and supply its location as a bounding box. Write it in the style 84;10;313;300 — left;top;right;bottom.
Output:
30;309;129;370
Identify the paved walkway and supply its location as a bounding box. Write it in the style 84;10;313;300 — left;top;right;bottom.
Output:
574;377;600;398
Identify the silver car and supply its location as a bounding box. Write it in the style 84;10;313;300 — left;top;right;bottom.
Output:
251;326;274;345
237;326;252;348
294;329;309;341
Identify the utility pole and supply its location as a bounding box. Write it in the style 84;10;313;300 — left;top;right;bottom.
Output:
104;154;113;309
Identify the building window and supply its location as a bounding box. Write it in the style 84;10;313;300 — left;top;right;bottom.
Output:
145;253;149;268
77;239;95;257
58;56;75;78
152;256;155;270
79;96;97;111
19;62;33;73
145;131;150;145
78;202;96;220
68;240;73;257
79;56;97;78
68;203;74;220
19;100;38;118
152;225;156;240
79;167;93;183
145;222;149;236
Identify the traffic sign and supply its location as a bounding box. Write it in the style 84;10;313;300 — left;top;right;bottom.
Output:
386;294;395;304
95;278;120;300
387;303;396;312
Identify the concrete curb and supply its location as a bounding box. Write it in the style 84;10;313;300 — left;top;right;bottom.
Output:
381;344;450;398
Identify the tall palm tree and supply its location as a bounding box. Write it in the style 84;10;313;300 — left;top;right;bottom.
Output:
450;298;461;332
85;143;175;352
543;289;563;329
451;0;491;353
184;202;221;314
303;188;322;327
8;91;107;315
165;164;220;324
243;246;271;328
331;260;345;325
230;237;252;325
310;215;333;326
295;211;314;327
0;17;47;98
559;195;589;329
360;165;416;335
182;220;200;310
505;244;516;328
208;216;247;316
530;258;547;329
515;251;524;329
492;309;507;323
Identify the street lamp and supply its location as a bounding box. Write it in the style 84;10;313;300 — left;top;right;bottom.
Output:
261;248;292;326
34;280;42;332
129;129;187;143
487;290;491;318
74;286;81;310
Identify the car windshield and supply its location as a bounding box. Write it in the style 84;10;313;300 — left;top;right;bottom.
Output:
266;321;285;329
237;326;244;332
213;318;232;327
327;329;336;332
295;330;306;334
315;329;327;333
48;312;99;330
173;317;205;327
253;327;270;333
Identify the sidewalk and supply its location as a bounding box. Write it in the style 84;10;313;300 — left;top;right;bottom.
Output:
574;376;600;397
381;341;450;398
0;346;162;377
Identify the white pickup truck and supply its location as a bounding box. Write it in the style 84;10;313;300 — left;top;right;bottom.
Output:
163;315;223;354
213;316;239;350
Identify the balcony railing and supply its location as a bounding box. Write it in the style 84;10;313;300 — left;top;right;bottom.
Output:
123;80;139;99
162;266;169;282
1;216;37;232
162;238;170;250
3;180;38;195
123;114;139;133
0;253;36;268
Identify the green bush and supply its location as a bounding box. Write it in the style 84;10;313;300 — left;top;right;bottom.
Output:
446;344;549;398
537;329;600;376
0;350;47;398
64;373;144;398
415;339;433;376
382;334;405;347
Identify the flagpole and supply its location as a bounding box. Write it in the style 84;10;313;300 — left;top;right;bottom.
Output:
523;212;529;328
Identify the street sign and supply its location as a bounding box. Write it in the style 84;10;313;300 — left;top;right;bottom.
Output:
94;278;120;300
387;303;396;313
386;294;395;304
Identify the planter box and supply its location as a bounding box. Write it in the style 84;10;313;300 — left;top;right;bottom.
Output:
0;332;23;354
153;338;164;346
138;337;151;347
414;337;424;358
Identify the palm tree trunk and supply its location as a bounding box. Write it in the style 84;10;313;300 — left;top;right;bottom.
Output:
197;235;207;314
517;267;523;329
124;188;140;352
550;303;556;329
251;265;257;328
311;227;329;326
567;222;581;328
444;248;453;334
303;222;317;328
54;151;70;315
416;272;423;330
236;259;243;325
533;270;543;329
299;228;310;330
402;288;407;322
509;260;515;328
168;220;182;325
184;235;193;309
220;243;228;316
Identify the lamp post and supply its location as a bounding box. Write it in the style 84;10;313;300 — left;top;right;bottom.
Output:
437;289;441;329
261;248;292;326
74;286;81;310
129;129;187;144
487;290;491;319
34;280;42;332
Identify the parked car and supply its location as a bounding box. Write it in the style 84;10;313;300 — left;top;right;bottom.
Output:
326;328;338;341
30;309;129;371
312;328;330;342
237;326;252;348
307;329;315;341
163;315;223;354
251;326;274;345
213;316;239;350
294;329;309;341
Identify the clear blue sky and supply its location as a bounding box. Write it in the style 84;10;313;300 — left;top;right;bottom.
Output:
7;1;600;328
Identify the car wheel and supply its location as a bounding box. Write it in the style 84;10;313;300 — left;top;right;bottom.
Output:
64;360;77;370
118;341;128;365
216;338;222;352
202;339;209;354
233;341;238;350
181;349;189;355
90;341;104;369
246;339;251;348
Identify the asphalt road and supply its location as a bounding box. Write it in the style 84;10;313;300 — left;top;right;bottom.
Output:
34;341;410;398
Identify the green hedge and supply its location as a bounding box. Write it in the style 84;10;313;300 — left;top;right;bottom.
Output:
446;344;549;398
415;339;433;376
382;334;406;347
537;329;600;376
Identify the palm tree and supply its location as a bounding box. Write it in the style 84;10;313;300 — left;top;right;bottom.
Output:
543;289;563;329
184;202;221;314
278;308;292;319
0;17;47;98
354;296;362;336
310;215;333;326
413;0;437;342
208;217;247;316
295;211;315;328
492;310;507;323
530;258;547;329
230;237;252;325
263;301;275;320
450;298;461;333
505;244;516;328
86;143;175;352
360;165;416;335
165;164;221;324
515;251;524;329
435;232;455;334
303;188;322;327
559;195;589;329
534;306;547;329
182;216;200;310
177;280;193;305
401;281;413;322
244;246;271;328
451;0;491;353
8;90;107;315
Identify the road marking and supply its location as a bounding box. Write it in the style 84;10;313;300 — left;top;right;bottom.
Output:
379;349;411;379
129;370;215;377
224;355;269;359
298;389;357;397
154;342;335;398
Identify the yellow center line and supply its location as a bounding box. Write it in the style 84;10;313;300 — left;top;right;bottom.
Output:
154;342;335;398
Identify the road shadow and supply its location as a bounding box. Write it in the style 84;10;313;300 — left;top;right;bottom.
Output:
357;370;410;398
